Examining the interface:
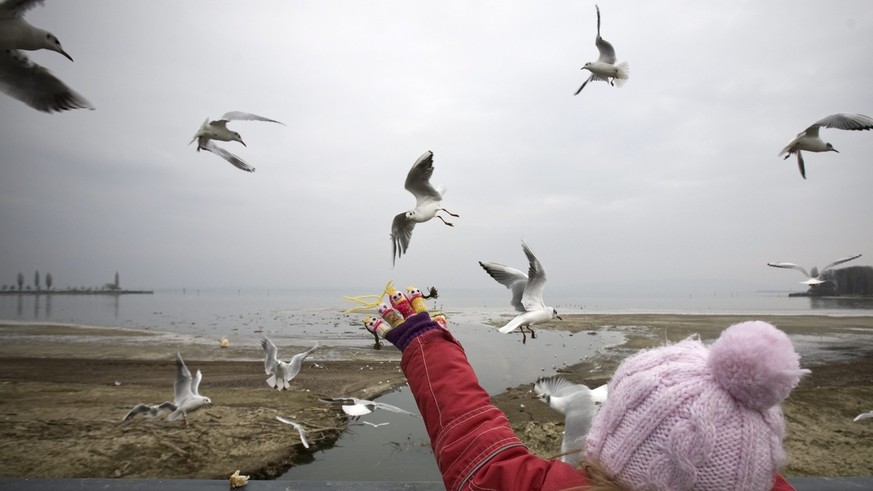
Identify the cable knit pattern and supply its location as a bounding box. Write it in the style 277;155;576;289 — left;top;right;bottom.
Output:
585;321;807;491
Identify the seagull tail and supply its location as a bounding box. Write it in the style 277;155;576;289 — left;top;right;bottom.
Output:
613;62;630;87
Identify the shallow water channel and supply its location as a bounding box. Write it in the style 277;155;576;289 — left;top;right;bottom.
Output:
279;312;624;482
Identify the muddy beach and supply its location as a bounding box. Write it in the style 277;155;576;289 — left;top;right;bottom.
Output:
1;313;872;480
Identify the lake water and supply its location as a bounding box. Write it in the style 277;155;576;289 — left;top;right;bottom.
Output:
2;288;872;482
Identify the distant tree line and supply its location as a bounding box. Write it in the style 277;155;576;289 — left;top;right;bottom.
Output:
815;266;873;296
1;271;119;292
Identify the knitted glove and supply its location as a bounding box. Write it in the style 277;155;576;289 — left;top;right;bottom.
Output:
362;285;447;352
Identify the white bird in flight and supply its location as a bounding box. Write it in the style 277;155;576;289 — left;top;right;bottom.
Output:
167;352;212;424
779;113;873;179
391;150;459;265
854;410;873;422
0;0;92;112
320;396;419;419
275;416;311;449
261;338;318;391
767;253;862;285
575;4;629;95
534;376;606;465
479;241;561;343
190;111;284;172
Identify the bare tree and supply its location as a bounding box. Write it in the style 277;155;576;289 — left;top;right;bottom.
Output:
34;271;40;291
17;273;24;291
45;273;53;291
114;271;120;289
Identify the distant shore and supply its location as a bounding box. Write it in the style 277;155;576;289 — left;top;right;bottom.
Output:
0;289;153;295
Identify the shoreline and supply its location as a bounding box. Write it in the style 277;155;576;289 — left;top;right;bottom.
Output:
1;313;872;478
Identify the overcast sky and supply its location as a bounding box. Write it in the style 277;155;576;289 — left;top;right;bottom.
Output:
1;0;872;296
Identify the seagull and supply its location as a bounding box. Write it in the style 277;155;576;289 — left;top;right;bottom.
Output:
779;113;873;179
275;416;310;449
261;338;318;390
361;421;390;428
854;411;873;422
391;150;459;265
575;4;629;95
190;111;284;172
534;376;606;465
767;253;862;285
121;401;177;422
479;241;561;343
0;0;92;112
320;396;419;419
167;352;212;424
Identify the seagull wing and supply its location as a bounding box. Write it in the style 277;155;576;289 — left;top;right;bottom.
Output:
520;241;548;311
854;410;873;422
405;150;442;204
479;261;528;312
813;113;873;132
122;403;152;421
0;0;44;19
0;50;93;113
221;111;285;125
560;390;597;465
594;5;617;64
190;369;203;397
371;401;418;417
820;254;862;273
276;416;310;448
534;375;589;398
391;212;415;265
173;353;194;405
199;140;256;172
341;403;373;417
261;337;279;374
767;262;812;279
287;342;319;379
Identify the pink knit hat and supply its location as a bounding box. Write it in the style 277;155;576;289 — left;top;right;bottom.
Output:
585;321;810;491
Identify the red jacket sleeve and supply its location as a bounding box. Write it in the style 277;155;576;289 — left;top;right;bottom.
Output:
401;327;590;491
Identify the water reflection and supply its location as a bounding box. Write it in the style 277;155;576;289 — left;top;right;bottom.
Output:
809;296;873;310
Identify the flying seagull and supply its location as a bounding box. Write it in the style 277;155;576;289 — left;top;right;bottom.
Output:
121;401;177;422
391;150;459;265
779;113;873;179
276;416;311;449
767;253;862;285
0;0;92;112
575;4;629;95
190;111;284;172
479;241;561;343
854;411;873;422
320;396;419;419
261;338;318;390
167;352;212;424
534;376;606;465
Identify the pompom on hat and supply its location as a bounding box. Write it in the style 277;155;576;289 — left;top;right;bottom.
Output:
585;321;810;491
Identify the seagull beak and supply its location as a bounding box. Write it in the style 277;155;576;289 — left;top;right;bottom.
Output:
240;140;247;147
58;48;74;62
557;315;563;321
832;148;839;153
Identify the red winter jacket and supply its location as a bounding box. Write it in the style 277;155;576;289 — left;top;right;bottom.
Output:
394;314;797;491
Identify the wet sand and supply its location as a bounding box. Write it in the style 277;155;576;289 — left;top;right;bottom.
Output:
1;314;872;479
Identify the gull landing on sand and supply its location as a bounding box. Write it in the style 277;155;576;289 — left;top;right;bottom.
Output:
767;253;861;286
391;150;459;265
479;241;561;344
168;353;212;425
0;0;92;112
779;113;873;179
575;4;629;95
261;338;319;390
190;111;284;172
